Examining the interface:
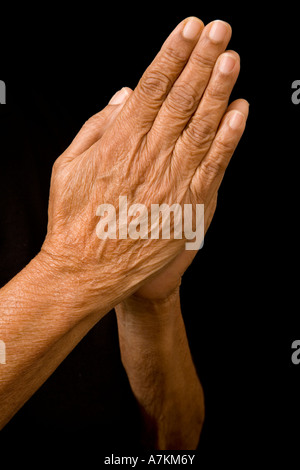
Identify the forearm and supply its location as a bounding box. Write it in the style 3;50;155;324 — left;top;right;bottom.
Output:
115;289;204;450
0;252;115;429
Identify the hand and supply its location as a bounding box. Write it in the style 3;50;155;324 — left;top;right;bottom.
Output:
0;88;138;431
86;86;218;301
133;96;248;300
41;17;249;316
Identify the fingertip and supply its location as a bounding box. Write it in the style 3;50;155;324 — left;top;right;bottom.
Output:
221;49;240;62
207;20;232;43
182;17;204;40
121;86;133;96
228;110;246;130
109;87;132;105
227;98;250;119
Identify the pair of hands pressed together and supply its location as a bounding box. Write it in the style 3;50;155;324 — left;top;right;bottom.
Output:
43;16;248;308
0;17;248;448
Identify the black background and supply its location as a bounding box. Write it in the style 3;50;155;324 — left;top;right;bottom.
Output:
0;2;297;466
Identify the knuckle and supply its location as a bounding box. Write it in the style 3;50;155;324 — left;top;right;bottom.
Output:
52;157;60;171
163;45;188;67
84;113;104;130
185;116;215;147
201;157;227;182
167;82;197;114
206;81;230;102
190;49;216;72
139;69;171;101
213;136;235;154
52;157;63;176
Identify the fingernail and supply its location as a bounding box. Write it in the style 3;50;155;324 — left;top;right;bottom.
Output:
109;88;129;105
219;54;236;74
228;111;245;130
208;20;229;43
182;17;203;40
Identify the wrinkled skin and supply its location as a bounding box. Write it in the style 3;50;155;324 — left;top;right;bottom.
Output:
42;18;249;307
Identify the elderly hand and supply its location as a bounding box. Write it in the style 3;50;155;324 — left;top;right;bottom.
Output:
41;17;248;314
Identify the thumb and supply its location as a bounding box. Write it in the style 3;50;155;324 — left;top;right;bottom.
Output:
64;87;132;158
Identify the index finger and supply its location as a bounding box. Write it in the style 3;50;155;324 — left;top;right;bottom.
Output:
121;17;204;135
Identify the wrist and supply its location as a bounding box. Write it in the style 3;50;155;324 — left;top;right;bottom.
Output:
12;252;91;319
115;287;181;348
116;285;179;319
28;250;117;320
